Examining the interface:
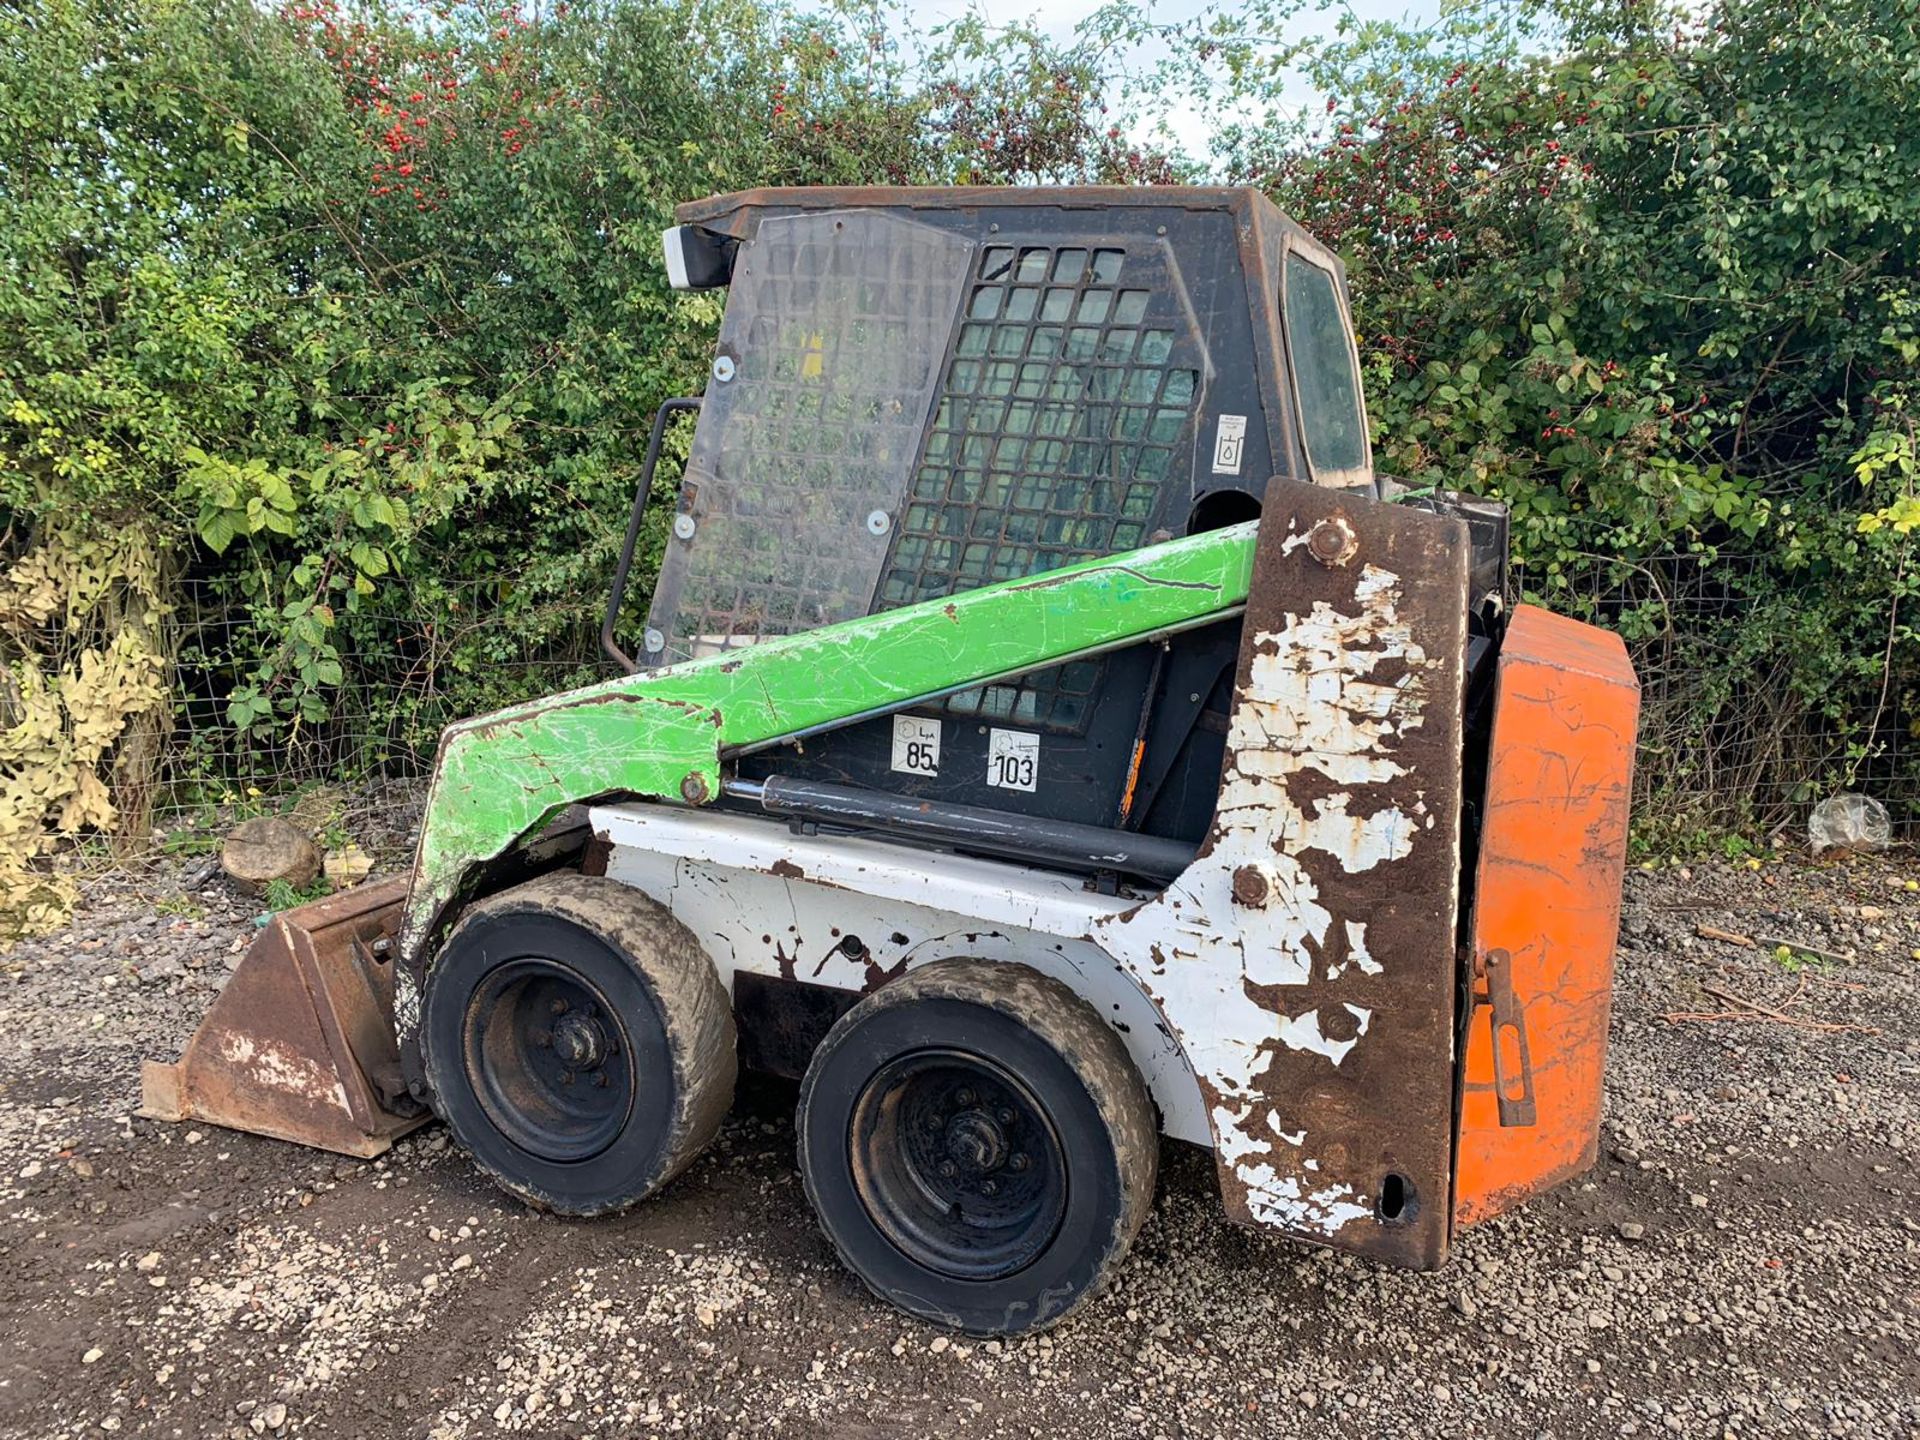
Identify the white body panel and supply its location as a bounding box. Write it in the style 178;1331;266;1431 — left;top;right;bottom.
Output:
589;803;1214;1145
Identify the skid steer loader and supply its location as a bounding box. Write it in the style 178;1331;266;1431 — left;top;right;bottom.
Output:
142;186;1639;1336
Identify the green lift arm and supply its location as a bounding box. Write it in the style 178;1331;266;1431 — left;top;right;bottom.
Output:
399;520;1261;965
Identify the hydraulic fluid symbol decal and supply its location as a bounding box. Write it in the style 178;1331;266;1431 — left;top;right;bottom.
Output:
1212;414;1247;475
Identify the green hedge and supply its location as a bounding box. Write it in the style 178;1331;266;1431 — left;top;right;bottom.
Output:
3;0;1915;846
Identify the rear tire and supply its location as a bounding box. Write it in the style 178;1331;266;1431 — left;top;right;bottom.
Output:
796;958;1156;1335
421;873;735;1215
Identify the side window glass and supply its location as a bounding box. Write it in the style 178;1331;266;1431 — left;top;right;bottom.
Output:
1283;253;1368;481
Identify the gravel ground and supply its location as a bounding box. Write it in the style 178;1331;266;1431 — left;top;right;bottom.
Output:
1;819;1916;1439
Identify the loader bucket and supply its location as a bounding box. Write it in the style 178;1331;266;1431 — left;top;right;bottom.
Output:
138;877;432;1158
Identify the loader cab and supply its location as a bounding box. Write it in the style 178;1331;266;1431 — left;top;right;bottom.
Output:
632;187;1388;858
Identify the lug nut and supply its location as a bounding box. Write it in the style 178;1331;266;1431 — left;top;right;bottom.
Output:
593;1072;610;1089
955;1088;975;1107
533;1030;551;1049
550;998;570;1016
938;1160;958;1178
996;1107;1014;1124
981;1180;998;1196
927;1114;945;1131
558;1071;574;1086
1009;1153;1029;1172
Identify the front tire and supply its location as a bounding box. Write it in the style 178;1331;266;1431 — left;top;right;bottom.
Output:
421;873;735;1215
796;958;1156;1335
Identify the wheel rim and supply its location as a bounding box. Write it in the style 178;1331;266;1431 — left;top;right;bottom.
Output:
463;959;634;1163
848;1049;1067;1280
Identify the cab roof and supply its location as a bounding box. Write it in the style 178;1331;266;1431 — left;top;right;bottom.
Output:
673;185;1341;274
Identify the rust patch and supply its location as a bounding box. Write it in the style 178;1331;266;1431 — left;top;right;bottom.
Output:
1097;478;1471;1269
581;830;613;878
773;940;800;982
137;879;428;1158
768;858;807;881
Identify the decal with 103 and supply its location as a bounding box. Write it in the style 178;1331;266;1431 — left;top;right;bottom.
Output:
987;728;1039;792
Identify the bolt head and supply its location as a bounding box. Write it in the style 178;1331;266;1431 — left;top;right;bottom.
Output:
712;354;736;383
558;1071;574;1086
1009;1153;1030;1172
938;1160;958;1178
955;1088;975;1107
981;1179;998;1196
679;770;712;805
996;1107;1015;1124
1306;517;1359;568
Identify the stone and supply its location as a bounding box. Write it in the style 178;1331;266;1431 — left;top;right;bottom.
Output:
220;818;321;897
322;844;374;890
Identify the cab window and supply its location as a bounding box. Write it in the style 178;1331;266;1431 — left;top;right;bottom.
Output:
1283;253;1368;481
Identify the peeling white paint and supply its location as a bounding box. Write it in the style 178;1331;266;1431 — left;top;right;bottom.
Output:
1275;1002;1373;1066
218;1033;351;1113
1091;535;1434;1240
1238;1164;1374;1232
592;804;1213;1144
1332;919;1382;978
1267;1114;1306;1146
1287;791;1417;873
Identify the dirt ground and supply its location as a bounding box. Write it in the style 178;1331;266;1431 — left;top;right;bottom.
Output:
1;819;1916;1439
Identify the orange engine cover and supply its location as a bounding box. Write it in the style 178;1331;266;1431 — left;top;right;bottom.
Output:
1454;604;1640;1229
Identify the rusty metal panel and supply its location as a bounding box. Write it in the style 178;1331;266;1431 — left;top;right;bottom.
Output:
1455;605;1639;1228
139;878;429;1159
1095;477;1470;1268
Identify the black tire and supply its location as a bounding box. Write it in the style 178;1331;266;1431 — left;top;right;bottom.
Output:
796;958;1156;1335
421;873;735;1215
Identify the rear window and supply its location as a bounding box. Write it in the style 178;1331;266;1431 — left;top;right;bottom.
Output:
1284;253;1368;481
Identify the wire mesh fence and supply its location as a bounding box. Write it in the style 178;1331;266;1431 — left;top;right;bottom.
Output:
148;577;611;845
1513;545;1920;840
141;548;1919;852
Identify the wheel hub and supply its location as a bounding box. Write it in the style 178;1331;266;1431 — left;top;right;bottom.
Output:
847;1050;1066;1281
944;1110;1007;1173
463;960;633;1164
552;1011;608;1070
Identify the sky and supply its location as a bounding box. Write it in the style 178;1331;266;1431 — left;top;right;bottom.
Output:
896;0;1446;161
